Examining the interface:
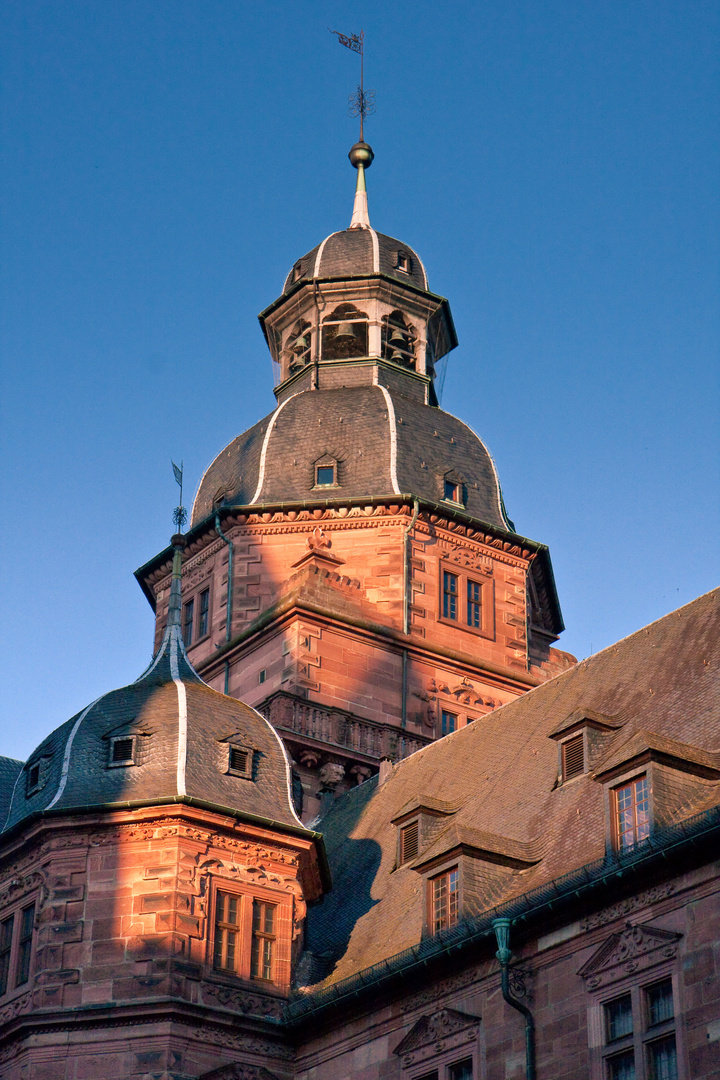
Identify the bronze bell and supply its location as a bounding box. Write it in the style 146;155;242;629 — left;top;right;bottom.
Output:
389;327;406;345
293;334;309;353
334;321;357;342
389;349;406;363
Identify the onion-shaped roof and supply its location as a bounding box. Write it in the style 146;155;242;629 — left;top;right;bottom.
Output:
192;385;511;530
282;227;428;294
2;597;305;836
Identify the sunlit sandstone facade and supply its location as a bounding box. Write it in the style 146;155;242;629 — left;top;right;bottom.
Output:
2;148;718;1080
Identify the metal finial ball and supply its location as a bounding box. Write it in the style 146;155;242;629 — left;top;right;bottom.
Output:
349;142;374;170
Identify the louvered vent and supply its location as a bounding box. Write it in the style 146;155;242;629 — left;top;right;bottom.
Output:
229;747;249;774
111;737;134;764
562;734;585;781
400;820;419;863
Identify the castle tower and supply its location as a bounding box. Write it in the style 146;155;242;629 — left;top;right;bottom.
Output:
136;145;574;820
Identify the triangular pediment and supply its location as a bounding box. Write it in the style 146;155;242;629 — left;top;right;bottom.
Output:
198;1065;279;1080
394;1007;480;1056
578;921;681;989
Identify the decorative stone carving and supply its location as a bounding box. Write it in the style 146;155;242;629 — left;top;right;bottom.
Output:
200;981;285;1019
199;1063;281;1080
580;884;676;930
394;1007;481;1069
319;762;345;790
578;921;682;989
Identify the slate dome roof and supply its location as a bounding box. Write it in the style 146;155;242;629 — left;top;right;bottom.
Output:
282;227;428;294
192;385;511;531
2;575;305;836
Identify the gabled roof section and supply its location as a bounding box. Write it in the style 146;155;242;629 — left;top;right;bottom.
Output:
593;728;720;781
409;823;543;871
304;588;720;988
549;708;623;741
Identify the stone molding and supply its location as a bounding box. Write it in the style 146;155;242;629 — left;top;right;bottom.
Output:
394;1006;481;1070
578;920;682;989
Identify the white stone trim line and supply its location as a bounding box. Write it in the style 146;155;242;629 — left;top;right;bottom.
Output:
250;393;298;505
374;381;401;495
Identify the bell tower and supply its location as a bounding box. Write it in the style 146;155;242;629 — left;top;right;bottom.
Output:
136;141;575;821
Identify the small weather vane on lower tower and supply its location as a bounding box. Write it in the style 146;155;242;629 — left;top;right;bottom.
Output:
171;459;187;531
329;28;375;141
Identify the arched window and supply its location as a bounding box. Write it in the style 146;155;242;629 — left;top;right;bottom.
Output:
382;311;416;369
322;304;368;360
286;319;312;373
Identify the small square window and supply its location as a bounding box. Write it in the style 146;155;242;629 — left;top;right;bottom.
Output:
441;710;457;736
227;745;253;779
395;251;412;274
316;464;336;487
109;736;135;767
444;479;462;503
605;994;633;1042
26;763;41;795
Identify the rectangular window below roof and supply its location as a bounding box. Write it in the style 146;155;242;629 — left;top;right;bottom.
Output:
0;916;14;996
614;776;650;850
198;588;209;637
111;737;135;765
441;710;457;736
443;571;458;620
183;598;194;646
430;869;459;934
15;905;34;987
316;464;335;486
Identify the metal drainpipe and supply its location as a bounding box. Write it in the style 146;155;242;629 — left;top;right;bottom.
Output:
214;513;234;694
401;500;421;742
493;919;536;1080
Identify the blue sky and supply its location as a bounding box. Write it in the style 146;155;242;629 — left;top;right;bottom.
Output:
1;1;718;762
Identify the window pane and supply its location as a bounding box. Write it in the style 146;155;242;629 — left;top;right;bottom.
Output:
467;580;481;628
607;1051;635;1080
198;589;209;637
182;598;194;646
250;900;276;981
441;710;457;736
449;1060;473;1080
316;465;335;486
443;571;458;620
431;869;459;934
648;1036;678;1080
605;994;633;1041
615;776;650;849
15;904;35;986
0;915;14;996
647;979;674;1026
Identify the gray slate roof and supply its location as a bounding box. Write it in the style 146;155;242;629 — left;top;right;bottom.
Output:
304;587;720;987
282;228;428;294
2;622;306;836
0;756;22;831
192;385;509;529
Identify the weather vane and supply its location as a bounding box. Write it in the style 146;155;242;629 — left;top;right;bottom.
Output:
172;459;187;531
329;28;376;141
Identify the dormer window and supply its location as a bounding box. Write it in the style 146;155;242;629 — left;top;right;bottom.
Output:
442;472;465;506
614;775;650;850
313;455;339;489
399;820;420;864
26;763;40;795
109;736;136;767
429;868;459;934
561;733;585;781
227;743;254;779
25;755;50;797
395;250;413;274
316;464;335;487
